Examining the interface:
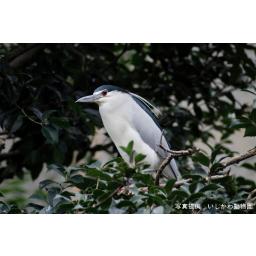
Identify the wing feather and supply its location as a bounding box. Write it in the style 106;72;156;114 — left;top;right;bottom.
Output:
130;94;181;179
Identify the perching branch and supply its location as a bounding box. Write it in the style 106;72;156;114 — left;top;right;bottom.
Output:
158;145;201;156
155;146;200;185
216;147;256;172
155;145;256;186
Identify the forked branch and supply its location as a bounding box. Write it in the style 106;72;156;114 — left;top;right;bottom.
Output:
155;146;256;186
155;146;200;185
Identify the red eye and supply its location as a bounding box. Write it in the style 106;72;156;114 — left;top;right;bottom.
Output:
102;90;108;96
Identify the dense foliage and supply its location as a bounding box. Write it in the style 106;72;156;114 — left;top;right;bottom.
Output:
0;43;256;213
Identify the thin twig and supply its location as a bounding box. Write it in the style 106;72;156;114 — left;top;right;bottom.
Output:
216;147;256;172
205;172;230;182
246;188;256;203
16;105;42;126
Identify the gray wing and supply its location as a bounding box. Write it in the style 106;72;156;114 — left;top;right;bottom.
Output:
131;95;181;180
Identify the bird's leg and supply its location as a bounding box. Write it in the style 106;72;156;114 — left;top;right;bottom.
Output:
157;144;169;152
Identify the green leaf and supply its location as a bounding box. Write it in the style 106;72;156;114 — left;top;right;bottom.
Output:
47;187;61;206
188;192;205;202
135;153;146;164
26;203;44;211
31;108;43;120
116;200;136;209
244;125;256;137
230;117;250;129
0;201;10;213
199;183;223;192
242;89;256;96
42;110;57;121
10;115;23;133
55;202;75;213
165;179;176;192
69;175;85;184
169;190;189;200
39;179;59;189
85;168;112;181
61;191;75;199
242;163;256;170
50;117;70;128
250;109;256;123
120;141;134;156
48;164;66;177
41;125;59;144
210;162;224;173
193;152;210;167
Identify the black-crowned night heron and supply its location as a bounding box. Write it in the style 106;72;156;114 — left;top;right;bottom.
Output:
76;85;181;180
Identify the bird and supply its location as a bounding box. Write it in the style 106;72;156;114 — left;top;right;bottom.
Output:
76;85;181;180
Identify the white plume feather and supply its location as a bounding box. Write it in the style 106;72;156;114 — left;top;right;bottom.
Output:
130;93;161;118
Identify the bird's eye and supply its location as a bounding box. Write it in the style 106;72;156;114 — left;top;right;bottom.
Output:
101;90;108;96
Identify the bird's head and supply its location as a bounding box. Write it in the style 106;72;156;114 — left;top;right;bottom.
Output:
75;85;128;106
76;84;161;118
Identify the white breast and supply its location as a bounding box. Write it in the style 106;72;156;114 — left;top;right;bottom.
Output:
99;93;160;168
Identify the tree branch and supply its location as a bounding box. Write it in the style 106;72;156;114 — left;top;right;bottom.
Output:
246;188;256;203
166;172;231;188
155;147;200;185
155;146;256;186
8;44;44;69
216;147;256;172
